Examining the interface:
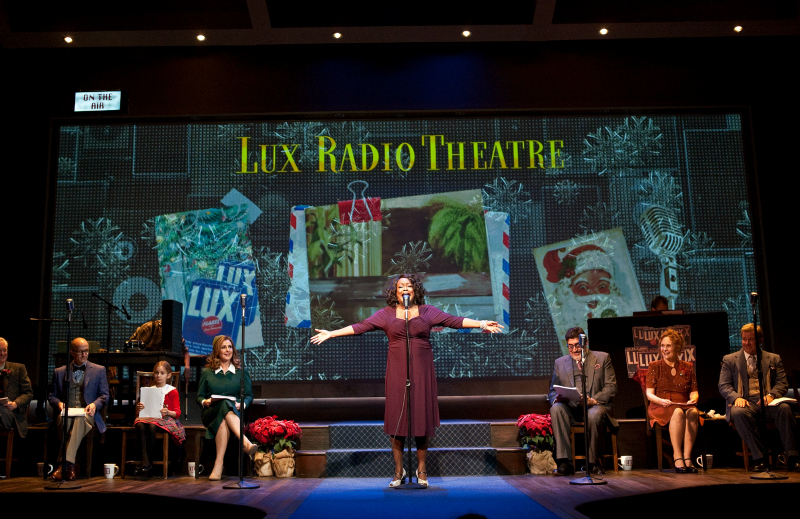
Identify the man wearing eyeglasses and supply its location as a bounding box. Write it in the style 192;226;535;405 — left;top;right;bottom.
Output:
548;327;618;476
48;337;109;481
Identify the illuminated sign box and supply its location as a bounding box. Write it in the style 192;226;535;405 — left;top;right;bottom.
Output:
74;91;125;112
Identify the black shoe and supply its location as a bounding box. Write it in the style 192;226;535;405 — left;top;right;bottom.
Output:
674;458;687;474
589;462;605;476
134;465;152;479
751;458;767;472
553;461;574;476
683;459;698;473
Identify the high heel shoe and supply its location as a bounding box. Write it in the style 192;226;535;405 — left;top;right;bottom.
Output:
683;459;698;473
416;469;429;488
673;458;687;474
246;443;259;460
389;468;406;487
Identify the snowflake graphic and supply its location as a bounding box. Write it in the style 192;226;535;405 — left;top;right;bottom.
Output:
736;201;753;247
481;177;532;222
58;157;77;176
583;117;663;175
389;241;433;275
637;171;683;211
544;152;573;176
217;124;254;140
524;292;554;336
70;218;132;289
272;121;371;172
250;328;317;380
579;202;620;234
52;251;70;285
677;230;716;275
723;293;759;348
553;180;579;205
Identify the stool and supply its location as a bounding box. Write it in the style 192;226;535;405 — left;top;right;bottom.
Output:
0;429;14;478
570;421;619;472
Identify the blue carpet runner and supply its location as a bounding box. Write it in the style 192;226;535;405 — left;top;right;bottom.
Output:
288;476;558;519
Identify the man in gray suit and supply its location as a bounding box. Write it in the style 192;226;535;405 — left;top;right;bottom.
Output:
719;323;799;471
0;337;34;438
549;326;618;476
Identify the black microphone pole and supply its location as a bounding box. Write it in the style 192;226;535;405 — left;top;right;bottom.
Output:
46;299;82;490
396;292;424;489
224;293;258;489
749;292;787;480
571;333;606;485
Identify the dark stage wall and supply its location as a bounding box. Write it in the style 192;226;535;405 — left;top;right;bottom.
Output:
1;37;796;398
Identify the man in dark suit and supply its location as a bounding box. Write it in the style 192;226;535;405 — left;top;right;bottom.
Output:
719;323;799;471
48;337;109;481
549;326;618;476
0;338;33;438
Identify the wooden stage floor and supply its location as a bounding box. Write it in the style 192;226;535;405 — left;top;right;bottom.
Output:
2;468;799;519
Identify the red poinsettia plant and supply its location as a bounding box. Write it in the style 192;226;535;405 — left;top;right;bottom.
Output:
247;415;302;454
517;413;554;451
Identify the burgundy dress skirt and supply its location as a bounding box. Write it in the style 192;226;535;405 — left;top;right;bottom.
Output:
351;305;464;437
646;359;698;427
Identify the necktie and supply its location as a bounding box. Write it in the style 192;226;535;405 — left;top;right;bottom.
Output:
747;355;756;373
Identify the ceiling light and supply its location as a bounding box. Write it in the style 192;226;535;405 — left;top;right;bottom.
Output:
462;30;471;37
64;36;73;43
197;34;206;41
599;28;608;35
734;26;743;33
333;32;342;39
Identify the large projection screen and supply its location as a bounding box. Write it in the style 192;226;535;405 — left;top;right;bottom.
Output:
47;111;757;383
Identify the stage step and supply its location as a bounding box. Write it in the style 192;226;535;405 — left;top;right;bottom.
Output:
326;447;502;477
294;419;528;477
330;420;490;449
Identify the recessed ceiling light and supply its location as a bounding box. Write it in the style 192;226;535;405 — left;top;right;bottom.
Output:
734;26;743;33
599;28;608;35
197;34;206;41
333;32;342;39
462;30;471;37
64;36;73;43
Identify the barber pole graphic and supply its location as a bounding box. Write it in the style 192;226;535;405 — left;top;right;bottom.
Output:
485;211;510;330
285;206;312;328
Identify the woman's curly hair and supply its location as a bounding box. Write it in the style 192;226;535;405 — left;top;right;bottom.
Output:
385;274;426;307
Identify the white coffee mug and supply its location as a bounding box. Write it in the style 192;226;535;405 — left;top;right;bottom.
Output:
696;454;713;469
189;461;204;477
38;462;54;478
104;463;119;479
618;455;633;471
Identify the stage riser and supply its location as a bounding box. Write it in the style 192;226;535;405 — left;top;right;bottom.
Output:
330;421;491;449
326;448;501;477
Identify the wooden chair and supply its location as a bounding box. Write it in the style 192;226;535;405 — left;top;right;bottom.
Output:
570;421;619;472
121;370;181;479
0;429;14;478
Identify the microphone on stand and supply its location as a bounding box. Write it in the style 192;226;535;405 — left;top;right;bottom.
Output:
749;292;758;306
579;333;587;363
66;298;74;322
241;293;247;308
639;205;683;309
402;293;410;308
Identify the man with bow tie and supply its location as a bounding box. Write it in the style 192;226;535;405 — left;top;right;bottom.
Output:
719;323;799;472
48;337;109;481
548;326;618;476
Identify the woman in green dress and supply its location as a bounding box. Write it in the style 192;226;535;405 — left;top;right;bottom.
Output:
197;334;257;480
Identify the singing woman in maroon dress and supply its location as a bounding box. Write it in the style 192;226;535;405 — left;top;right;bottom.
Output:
310;273;503;487
645;328;699;473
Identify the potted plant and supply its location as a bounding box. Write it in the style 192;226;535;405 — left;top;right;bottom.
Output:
517;413;557;475
247;415;302;477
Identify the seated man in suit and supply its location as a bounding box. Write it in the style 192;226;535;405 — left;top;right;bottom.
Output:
48;337;109;481
549;326;618;476
719;323;799;471
0;337;33;438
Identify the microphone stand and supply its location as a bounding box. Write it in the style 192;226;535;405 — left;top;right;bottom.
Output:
91;293;126;425
395;294;425;489
749;292;787;480
224;294;258;489
45;299;82;490
571;334;606;486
